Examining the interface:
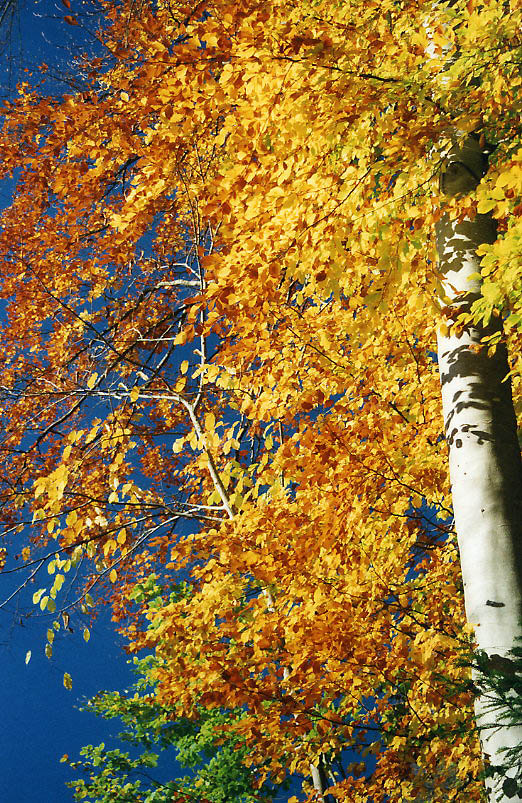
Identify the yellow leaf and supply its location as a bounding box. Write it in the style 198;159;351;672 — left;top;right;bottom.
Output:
109;568;117;583
33;588;45;605
63;672;73;690
34;479;46;499
66;510;78;527
87;373;98;389
206;365;220;383
172;438;184;454
244;550;257;566
130;386;140;403
85;425;99;444
83;627;90;642
104;539;116;556
477;198;496;214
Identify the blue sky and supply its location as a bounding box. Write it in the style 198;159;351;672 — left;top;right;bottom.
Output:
0;604;136;801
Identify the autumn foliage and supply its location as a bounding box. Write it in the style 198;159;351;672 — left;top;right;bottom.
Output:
0;0;521;800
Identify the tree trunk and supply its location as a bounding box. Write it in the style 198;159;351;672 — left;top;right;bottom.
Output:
310;755;336;803
436;135;522;802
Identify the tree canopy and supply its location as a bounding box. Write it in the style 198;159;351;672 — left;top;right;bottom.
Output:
67;587;282;803
0;0;521;800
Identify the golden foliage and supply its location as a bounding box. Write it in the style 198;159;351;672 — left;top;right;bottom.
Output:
0;0;521;799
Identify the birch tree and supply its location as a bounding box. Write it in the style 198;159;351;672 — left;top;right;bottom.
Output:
0;1;521;801
436;130;522;803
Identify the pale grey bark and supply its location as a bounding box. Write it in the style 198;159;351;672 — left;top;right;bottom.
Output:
310;755;336;803
436;135;522;802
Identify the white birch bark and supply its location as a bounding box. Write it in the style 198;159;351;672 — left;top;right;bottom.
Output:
310;759;335;802
436;135;522;802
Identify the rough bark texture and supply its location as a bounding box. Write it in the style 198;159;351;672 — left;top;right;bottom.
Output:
436;136;522;802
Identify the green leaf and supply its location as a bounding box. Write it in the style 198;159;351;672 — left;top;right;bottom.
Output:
503;778;519;799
